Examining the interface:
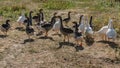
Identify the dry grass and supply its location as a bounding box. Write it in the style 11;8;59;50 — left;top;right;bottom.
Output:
0;0;120;68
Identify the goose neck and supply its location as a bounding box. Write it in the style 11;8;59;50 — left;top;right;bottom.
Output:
79;15;83;25
40;12;44;21
89;16;92;27
59;16;63;29
68;13;71;19
75;23;78;32
29;12;33;26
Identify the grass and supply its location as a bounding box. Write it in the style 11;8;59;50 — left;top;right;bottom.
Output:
29;48;39;54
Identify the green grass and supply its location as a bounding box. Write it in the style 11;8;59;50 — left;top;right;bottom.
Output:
0;0;119;35
43;0;75;10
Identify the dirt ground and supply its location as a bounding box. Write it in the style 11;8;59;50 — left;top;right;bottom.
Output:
0;11;120;68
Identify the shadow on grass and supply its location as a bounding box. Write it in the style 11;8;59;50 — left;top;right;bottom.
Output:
57;42;75;49
84;37;94;46
0;35;8;38
36;33;43;36
97;40;119;49
38;36;55;41
21;39;34;44
15;27;25;31
75;45;84;52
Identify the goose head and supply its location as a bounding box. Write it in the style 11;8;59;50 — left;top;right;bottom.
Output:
57;16;62;21
49;13;58;25
53;12;57;16
30;11;33;13
68;11;71;18
68;11;71;14
6;20;10;24
39;9;43;13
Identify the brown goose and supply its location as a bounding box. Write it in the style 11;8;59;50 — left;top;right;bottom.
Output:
73;21;83;46
1;20;10;35
63;11;71;26
41;12;57;37
57;16;73;42
25;11;34;40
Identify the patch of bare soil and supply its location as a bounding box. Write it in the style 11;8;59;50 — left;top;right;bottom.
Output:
0;13;120;68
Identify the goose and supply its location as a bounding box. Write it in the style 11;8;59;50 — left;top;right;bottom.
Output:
17;12;26;26
106;19;117;41
97;19;112;40
78;15;85;34
73;21;83;46
63;11;71;26
1;20;10;35
85;16;94;38
39;9;45;24
41;12;57;37
57;16;73;42
25;11;34;39
52;12;61;34
32;13;42;35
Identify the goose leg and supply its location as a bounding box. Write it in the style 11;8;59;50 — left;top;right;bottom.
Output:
45;31;48;37
4;31;7;36
113;38;115;42
46;32;48;37
56;30;59;34
5;31;7;36
76;39;79;46
67;35;69;43
28;35;30;41
107;38;109;42
3;32;6;36
63;35;65;42
101;34;104;40
103;34;105;41
105;35;107;41
79;42;82;46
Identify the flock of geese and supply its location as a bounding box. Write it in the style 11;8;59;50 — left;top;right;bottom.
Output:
0;9;117;46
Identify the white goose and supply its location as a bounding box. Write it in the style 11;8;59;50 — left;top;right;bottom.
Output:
85;16;94;38
78;15;85;34
106;19;117;41
97;19;112;40
52;19;61;34
17;11;26;25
